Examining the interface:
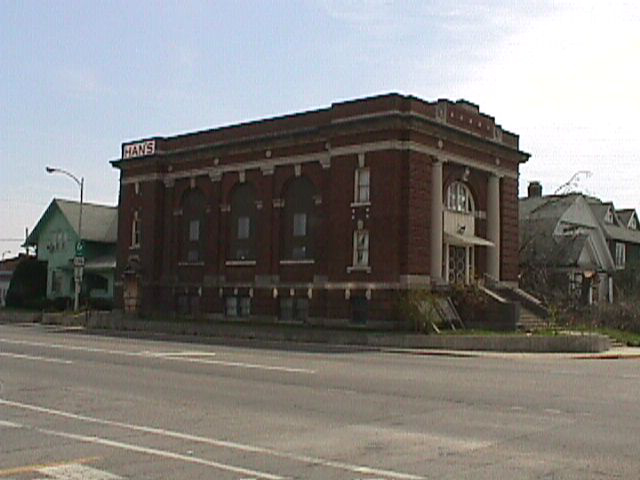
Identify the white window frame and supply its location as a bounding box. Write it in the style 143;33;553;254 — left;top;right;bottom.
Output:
353;229;369;267
629;215;638;230
446;182;475;213
354;167;370;204
615;242;626;268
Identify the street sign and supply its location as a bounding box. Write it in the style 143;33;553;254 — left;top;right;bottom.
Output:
73;256;85;267
75;240;84;256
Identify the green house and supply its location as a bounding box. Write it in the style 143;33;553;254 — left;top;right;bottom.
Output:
25;199;118;308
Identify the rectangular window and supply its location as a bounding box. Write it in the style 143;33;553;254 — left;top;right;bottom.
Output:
225;296;238;317
239;297;251;317
278;297;308;322
187;249;199;263
353;230;369;267
615;242;626;268
237;216;250;239
226;296;250;317
51;270;62;294
292;246;307;260
355;168;370;203
131;212;140;247
351;297;369;324
189;219;200;242
293;213;307;237
294;298;309;322
279;298;293;321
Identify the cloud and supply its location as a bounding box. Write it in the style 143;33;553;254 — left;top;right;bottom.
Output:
54;66;112;99
454;2;640;209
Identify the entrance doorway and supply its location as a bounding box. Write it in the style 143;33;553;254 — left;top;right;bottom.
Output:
123;275;140;313
446;245;475;285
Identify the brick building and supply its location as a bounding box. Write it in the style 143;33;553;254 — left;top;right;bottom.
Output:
111;93;529;326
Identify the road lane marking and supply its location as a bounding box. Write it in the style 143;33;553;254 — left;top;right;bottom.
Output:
40;463;122;480
0;419;23;428
0;338;314;373
0;457;100;477
0;398;425;480
140;350;218;357
0;352;73;364
36;428;285;480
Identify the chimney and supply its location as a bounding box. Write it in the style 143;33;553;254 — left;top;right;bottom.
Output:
528;181;542;198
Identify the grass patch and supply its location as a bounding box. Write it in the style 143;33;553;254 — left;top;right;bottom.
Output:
566;326;640;347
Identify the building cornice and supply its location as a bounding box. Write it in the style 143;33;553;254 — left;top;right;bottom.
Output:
119;138;518;185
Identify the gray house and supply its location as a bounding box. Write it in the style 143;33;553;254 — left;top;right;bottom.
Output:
520;182;640;304
520;184;615;305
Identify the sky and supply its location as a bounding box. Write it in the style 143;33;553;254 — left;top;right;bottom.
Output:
1;0;639;257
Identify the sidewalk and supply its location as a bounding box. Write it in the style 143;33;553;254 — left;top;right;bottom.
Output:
381;346;640;360
31;310;615;355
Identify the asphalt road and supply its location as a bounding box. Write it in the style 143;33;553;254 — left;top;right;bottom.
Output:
0;323;639;479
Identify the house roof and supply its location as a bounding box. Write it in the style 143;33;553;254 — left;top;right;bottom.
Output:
586;199;640;244
519;193;615;272
84;254;117;271
616;209;639;229
519;194;580;221
25;199;117;245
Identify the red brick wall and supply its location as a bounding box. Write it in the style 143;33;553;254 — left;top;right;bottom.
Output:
114;93;527;322
500;176;519;282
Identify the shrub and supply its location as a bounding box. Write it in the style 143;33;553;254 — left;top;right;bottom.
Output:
566;301;640;334
393;289;440;333
5;258;47;309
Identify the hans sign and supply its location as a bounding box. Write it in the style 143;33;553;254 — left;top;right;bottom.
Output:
123;140;156;159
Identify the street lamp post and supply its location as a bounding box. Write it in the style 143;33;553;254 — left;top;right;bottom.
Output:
45;166;84;312
1;250;10;260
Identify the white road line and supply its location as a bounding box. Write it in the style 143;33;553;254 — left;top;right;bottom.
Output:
0;352;73;364
36;428;285;480
0;338;314;373
40;463;123;480
0;419;23;428
0;398;425;480
140;350;218;358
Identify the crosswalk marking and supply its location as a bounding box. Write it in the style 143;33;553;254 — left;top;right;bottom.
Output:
39;464;123;480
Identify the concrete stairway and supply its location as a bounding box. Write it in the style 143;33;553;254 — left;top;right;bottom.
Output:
517;307;550;332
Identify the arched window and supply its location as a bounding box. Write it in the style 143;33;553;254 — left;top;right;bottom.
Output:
180;188;206;262
229;184;257;261
446;181;475;213
282;177;317;260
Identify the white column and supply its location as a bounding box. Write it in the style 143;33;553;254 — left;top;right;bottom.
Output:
465;246;470;284
487;174;501;280
430;158;443;284
608;275;614;303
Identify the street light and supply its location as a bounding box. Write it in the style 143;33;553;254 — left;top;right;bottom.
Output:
45;166;84;312
1;250;10;260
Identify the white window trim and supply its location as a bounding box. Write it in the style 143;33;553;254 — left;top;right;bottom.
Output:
446;181;475;213
615;242;626;268
225;260;257;267
280;259;315;265
354;167;370;204
351;229;370;271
